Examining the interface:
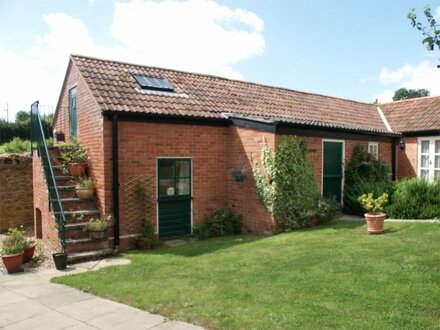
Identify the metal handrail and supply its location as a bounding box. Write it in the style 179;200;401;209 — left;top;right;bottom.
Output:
30;101;66;252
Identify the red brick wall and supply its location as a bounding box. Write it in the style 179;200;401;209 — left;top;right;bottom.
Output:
227;127;276;234
294;137;393;193
0;154;34;232
117;121;229;237
32;151;61;252
396;137;417;179
52;61;111;218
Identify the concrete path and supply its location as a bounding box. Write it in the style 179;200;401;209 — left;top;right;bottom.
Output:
0;257;203;330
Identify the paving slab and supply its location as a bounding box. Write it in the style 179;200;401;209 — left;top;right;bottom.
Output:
0;256;204;330
151;320;205;330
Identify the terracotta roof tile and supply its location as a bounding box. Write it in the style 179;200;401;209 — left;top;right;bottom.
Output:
380;96;440;133
71;55;389;133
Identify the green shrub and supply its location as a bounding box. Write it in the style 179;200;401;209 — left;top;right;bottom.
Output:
343;145;392;215
316;196;342;224
253;136;317;231
0;137;31;153
0;113;52;143
386;178;440;219
0;137;53;154
196;209;242;239
59;139;88;163
358;192;389;213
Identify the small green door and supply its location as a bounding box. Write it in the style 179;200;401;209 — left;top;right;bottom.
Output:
69;88;77;138
158;159;191;237
323;141;343;203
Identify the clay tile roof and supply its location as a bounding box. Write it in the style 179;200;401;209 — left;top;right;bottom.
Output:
380;96;440;133
71;54;390;133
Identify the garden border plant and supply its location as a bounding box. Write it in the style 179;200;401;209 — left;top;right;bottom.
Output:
343;144;392;215
252;136;336;231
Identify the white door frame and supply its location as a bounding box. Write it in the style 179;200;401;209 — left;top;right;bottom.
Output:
417;136;440;182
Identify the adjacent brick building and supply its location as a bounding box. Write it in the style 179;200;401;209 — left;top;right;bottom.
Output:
33;55;439;256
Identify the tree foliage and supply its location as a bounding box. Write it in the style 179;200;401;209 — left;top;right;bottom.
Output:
392;87;430;101
253;136;317;231
408;5;440;66
0;113;53;143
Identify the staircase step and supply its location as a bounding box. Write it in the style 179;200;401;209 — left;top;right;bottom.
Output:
65;222;88;230
56;209;100;216
56;175;76;180
67;248;114;264
61;198;98;212
65;236;109;253
58;185;76;190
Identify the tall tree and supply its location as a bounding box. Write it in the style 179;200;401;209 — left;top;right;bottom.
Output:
408;5;440;67
393;88;430;101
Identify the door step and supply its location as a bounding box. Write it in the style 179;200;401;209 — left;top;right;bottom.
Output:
67;248;114;263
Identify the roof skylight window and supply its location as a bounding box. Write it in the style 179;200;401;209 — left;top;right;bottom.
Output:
132;74;174;92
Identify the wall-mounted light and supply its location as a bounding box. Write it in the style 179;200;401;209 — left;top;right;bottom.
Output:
399;138;405;150
299;139;307;153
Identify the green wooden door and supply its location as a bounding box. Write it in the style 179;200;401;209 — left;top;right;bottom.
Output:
69;88;77;138
158;159;191;237
323;141;343;203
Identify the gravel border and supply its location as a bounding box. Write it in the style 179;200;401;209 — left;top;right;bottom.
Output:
0;232;56;274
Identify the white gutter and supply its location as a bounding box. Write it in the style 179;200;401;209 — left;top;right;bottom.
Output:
376;105;393;132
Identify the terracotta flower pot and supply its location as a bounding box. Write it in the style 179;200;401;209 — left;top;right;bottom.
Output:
1;252;24;273
69;163;87;176
89;230;106;240
76;188;94;200
365;212;386;234
23;245;36;263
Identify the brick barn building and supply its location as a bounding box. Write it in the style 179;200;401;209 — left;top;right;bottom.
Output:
33;55;440;260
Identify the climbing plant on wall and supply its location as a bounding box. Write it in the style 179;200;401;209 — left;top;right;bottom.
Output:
253;136;318;231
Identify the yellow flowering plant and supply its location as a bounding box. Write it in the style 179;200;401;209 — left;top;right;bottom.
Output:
358;193;389;213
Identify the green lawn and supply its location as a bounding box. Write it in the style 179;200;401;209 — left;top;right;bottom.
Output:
53;221;440;329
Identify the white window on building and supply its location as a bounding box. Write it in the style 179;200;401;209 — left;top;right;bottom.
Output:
418;137;440;182
368;142;379;160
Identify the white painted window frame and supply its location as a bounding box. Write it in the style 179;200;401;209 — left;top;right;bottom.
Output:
417;136;440;182
368;142;379;160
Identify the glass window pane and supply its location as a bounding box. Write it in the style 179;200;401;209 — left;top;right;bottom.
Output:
435;155;440;169
421;169;429;180
175;160;190;178
435;170;440;181
176;178;190;195
436;141;440;154
159;179;174;196
421;141;430;154
421;155;429;168
159;160;174;179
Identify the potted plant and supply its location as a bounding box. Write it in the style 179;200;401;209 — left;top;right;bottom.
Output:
83;215;113;240
59;139;88;176
136;218;160;249
76;176;95;200
52;252;68;270
1;227;27;273
358;192;389;234
23;237;36;263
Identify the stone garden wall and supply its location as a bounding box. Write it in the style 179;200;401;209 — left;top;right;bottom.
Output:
0;153;34;232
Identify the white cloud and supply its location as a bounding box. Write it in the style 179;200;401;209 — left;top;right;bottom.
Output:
374;60;440;102
0;0;265;120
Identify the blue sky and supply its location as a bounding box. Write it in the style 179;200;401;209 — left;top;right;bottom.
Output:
0;0;439;120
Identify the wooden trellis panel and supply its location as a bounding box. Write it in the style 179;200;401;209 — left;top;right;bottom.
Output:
121;175;154;235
